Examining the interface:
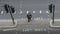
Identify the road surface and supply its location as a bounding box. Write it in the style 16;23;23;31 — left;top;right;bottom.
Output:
0;0;60;33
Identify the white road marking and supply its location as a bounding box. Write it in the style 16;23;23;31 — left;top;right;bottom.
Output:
46;11;49;14
54;19;60;21
22;29;32;32
22;29;47;31
27;10;29;14
50;19;60;21
1;19;60;22
2;28;16;31
34;17;41;20
40;10;42;14
34;29;41;31
33;11;35;13
1;11;3;14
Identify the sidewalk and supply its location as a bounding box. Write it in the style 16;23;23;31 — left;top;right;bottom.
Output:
0;19;17;29
54;21;60;26
50;19;60;28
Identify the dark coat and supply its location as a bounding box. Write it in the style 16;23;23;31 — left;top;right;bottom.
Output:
27;13;32;19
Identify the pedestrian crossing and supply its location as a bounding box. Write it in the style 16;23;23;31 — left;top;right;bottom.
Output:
0;17;50;21
0;10;50;14
0;10;50;19
0;10;60;19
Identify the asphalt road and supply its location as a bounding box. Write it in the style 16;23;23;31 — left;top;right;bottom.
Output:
16;19;50;31
0;0;60;19
0;30;60;34
0;0;60;33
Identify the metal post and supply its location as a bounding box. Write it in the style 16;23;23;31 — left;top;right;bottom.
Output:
52;4;54;24
9;6;15;24
51;0;55;24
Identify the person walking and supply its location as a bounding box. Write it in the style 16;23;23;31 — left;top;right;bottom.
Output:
27;12;32;22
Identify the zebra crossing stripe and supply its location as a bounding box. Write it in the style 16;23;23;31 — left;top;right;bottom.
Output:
46;11;49;14
27;10;29;14
1;11;3;14
40;10;42;14
33;11;35;13
0;10;50;14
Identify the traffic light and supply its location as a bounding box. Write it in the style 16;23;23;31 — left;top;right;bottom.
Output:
49;4;53;13
4;4;9;13
10;6;15;13
4;4;15;13
53;4;55;12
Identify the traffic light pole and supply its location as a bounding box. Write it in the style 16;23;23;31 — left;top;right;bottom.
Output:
9;7;15;24
10;11;15;24
52;4;55;24
52;5;54;24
